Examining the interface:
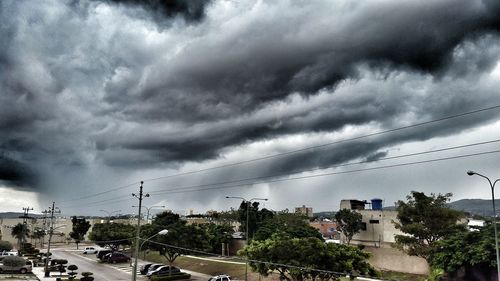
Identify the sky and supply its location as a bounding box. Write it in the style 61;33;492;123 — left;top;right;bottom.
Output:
1;0;500;216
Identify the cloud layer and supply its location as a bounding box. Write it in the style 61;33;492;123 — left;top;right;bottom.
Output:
1;0;500;213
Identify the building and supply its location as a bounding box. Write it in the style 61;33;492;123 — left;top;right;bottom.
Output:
295;205;313;218
309;219;340;240
338;198;429;275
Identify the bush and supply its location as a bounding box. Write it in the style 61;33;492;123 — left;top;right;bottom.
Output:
2;256;26;267
151;273;191;281
0;240;13;251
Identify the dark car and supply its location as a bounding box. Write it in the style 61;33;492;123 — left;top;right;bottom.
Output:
103;252;131;263
145;264;164;275
139;263;154;275
146;265;181;278
96;249;113;261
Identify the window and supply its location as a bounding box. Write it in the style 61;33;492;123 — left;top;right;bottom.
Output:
369;219;380;224
361;222;367;231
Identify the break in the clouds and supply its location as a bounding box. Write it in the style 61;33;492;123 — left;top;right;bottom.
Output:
1;0;500;213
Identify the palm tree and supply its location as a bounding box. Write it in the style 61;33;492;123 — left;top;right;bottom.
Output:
11;223;29;249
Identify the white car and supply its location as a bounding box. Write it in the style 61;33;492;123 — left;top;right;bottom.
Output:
208;274;232;281
82;247;99;254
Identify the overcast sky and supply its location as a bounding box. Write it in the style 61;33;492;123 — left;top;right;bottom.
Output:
2;0;500;216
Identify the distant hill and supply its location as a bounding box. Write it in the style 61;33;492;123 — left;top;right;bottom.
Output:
0;212;44;219
448;199;498;217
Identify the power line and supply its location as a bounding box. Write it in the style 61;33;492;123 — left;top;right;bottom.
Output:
61;140;500;207
64;146;500;209
58;104;500;203
148;149;500;196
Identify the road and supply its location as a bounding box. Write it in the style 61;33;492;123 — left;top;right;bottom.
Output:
49;248;147;281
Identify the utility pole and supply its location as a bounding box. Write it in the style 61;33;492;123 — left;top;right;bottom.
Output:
132;181;149;281
20;207;34;246
44;202;61;278
41;209;50;248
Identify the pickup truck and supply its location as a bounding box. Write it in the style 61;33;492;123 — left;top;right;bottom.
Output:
0;259;32;274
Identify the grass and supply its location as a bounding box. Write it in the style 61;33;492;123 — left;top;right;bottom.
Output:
141;252;428;281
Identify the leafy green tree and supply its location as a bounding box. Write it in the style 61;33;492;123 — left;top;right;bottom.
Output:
254;212;322;241
11;223;29;249
393;191;466;259
240;233;377;281
88;223;135;250
334;209;363;245
151;222;210;266
237;201;274;239
153;211;181;226
69;217;91;250
429;222;495;273
0;240;13;251
31;227;46;248
201;223;234;254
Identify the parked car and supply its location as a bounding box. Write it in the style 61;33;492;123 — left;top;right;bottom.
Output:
208;275;232;281
0;259;32;274
83;247;99;254
96;249;113;261
145;264;164;275
147;265;181;278
140;263;157;275
0;251;18;257
103;252;131;263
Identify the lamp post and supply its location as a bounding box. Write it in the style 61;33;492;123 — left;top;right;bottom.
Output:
132;205;166;223
139;229;169;259
100;209;122;223
226;196;268;281
467;170;500;281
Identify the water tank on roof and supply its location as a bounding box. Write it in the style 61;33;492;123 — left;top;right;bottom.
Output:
371;198;383;210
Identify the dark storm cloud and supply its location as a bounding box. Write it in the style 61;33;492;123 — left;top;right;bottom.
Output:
108;0;500;124
102;0;211;22
0;155;36;188
2;0;500;201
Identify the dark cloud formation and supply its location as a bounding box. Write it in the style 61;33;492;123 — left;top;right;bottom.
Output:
103;0;212;22
1;0;500;212
0;155;36;188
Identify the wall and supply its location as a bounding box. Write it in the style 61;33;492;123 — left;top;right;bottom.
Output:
365;246;429;275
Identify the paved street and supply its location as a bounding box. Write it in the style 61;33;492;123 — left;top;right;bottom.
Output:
33;248;211;281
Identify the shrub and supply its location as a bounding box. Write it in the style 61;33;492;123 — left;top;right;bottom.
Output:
0;240;13;251
151;273;191;281
2;256;26;267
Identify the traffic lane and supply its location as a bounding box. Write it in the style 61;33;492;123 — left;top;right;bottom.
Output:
51;249;144;281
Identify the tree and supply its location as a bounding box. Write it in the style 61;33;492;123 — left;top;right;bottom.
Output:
153;211;181;226
151;222;210;266
11;223;29;249
67;264;78;280
0;240;13;251
429;222;496;277
69;216;91;250
31;227;46;248
254;212;323;241
237;201;274;239
202;223;234;254
88;223;135;250
334;209;363;245
393;191;466;259
240;233;377;281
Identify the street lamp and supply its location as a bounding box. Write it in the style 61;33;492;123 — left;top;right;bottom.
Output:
140;229;169;259
100;209;122;223
226;196;268;281
467;170;500;281
132;205;166;223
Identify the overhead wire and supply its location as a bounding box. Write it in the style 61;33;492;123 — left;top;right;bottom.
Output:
58;104;500;204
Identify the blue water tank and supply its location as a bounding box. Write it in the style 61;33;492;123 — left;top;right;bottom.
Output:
371;198;383;210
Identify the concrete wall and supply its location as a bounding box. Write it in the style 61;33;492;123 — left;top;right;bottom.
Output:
365;246;429;275
350;210;401;246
